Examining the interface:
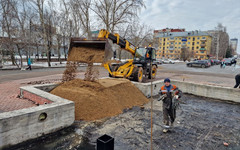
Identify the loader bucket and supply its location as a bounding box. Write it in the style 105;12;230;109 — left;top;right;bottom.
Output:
68;38;113;63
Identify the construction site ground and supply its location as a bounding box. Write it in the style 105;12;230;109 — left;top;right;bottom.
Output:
1;63;240;149
0;64;237;112
7;94;240;150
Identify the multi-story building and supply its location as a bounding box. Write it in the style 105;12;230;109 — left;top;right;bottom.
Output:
230;38;238;55
154;31;212;60
154;28;185;37
207;30;229;59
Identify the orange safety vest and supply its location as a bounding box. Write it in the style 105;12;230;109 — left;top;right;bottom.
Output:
146;53;149;58
160;84;179;95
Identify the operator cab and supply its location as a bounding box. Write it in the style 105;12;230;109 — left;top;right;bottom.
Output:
134;47;156;63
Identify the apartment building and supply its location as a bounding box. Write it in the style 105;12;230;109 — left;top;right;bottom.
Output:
154;31;212;60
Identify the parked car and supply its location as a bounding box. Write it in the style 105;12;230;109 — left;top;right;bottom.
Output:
186;60;211;68
212;59;221;65
223;58;232;66
155;59;163;65
205;59;214;65
162;59;175;64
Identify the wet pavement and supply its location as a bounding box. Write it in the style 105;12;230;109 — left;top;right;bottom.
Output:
6;94;240;150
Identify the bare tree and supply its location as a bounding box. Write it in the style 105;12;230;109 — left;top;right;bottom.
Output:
29;0;51;66
69;0;92;39
0;0;17;65
91;0;144;32
180;47;191;61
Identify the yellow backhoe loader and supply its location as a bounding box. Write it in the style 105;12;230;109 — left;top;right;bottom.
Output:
69;29;157;82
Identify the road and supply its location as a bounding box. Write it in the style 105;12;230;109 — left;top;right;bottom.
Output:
1;63;239;83
160;62;239;77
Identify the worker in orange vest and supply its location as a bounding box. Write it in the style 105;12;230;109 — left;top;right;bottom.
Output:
159;78;182;133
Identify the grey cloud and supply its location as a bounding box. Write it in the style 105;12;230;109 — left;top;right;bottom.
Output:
141;0;240;53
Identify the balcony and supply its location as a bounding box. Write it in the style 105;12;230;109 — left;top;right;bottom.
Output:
200;48;206;51
169;47;174;50
169;38;175;41
200;38;207;41
200;43;206;47
182;42;186;45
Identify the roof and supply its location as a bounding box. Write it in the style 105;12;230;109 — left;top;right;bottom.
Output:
156;31;211;38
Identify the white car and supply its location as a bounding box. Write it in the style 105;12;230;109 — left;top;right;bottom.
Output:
162;59;175;64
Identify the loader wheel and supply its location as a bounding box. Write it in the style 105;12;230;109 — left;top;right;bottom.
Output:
133;67;143;82
148;65;157;79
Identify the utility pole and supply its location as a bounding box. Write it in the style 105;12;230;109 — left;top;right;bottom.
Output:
216;31;220;60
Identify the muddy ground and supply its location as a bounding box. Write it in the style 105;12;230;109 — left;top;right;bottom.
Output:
6;94;240;150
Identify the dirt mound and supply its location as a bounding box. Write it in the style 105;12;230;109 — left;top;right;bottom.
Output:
50;78;149;121
67;47;104;63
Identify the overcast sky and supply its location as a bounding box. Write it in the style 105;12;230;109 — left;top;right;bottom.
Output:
140;0;240;54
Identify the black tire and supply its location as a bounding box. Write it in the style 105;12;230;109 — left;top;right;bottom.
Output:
187;64;192;67
133;67;143;82
201;65;206;68
148;65;157;79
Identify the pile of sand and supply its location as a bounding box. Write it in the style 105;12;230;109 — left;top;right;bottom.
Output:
50;78;149;121
67;47;105;63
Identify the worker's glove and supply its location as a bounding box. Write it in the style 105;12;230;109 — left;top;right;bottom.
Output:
174;95;179;100
158;94;167;101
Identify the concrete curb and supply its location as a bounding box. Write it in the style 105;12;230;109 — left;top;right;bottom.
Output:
132;79;240;103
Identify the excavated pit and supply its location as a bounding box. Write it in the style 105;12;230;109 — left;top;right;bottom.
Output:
8;94;240;150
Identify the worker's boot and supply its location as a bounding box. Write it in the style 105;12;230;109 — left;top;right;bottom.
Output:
162;124;170;133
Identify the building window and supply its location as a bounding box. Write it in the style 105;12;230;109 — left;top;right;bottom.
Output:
202;37;206;39
175;42;177;44
179;42;181;44
192;47;194;50
196;51;198;53
196;46;199;49
188;37;191;40
188;42;190;44
167;47;169;49
175;47;177;49
179;38;182;40
171;42;174;44
164;38;166;41
197;37;200;40
197;42;199;44
167;42;169;44
178;47;181;49
192;42;195;45
193;37;195;41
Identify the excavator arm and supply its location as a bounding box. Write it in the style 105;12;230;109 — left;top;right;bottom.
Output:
97;29;136;55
